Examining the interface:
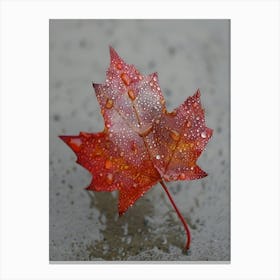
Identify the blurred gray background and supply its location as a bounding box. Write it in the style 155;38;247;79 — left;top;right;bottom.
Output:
49;19;230;261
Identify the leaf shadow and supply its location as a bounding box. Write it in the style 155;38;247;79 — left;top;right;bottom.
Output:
85;190;184;260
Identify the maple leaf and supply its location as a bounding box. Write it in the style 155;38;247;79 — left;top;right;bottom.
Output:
59;47;213;251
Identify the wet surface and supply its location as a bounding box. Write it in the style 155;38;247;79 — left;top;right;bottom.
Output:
49;19;230;261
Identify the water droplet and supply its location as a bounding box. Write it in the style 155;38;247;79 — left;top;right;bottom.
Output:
196;116;200;121
186;120;191;128
201;131;207;138
116;63;122;70
105;98;113;109
128;89;136;100
105;159;112;169
156;155;161;160
121;73;131;86
179;173;186;180
69;138;82;152
170;129;180;141
131;142;138;153
106;173;113;184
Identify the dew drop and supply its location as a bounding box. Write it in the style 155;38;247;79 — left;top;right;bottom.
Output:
201;131;207;138
106;173;113;184
105;159;112;169
156;155;161;160
128;89;136;100
116;63;122;70
121;73;131;86
105;98;113;109
179;173;186;180
131;142;138;153
170;129;180;141
69;138;82;152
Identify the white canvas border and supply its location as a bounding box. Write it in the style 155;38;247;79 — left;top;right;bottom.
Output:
0;0;279;279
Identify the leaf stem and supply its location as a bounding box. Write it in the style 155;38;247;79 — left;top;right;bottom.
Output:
160;180;191;251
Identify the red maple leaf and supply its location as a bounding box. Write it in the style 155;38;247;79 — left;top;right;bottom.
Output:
60;47;213;251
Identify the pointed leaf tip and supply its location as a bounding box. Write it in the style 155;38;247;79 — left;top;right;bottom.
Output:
109;46;119;59
59;135;70;144
195;88;201;98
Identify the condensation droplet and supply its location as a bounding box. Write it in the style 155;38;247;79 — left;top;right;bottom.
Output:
156;155;161;160
105;159;112;169
106;173;113;184
105;98;113;109
170;129;180;141
179;173;186;180
69;138;82;152
116;63;123;70
201;131;207;138
128;89;136;100
121;73;131;86
131;142;138;153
